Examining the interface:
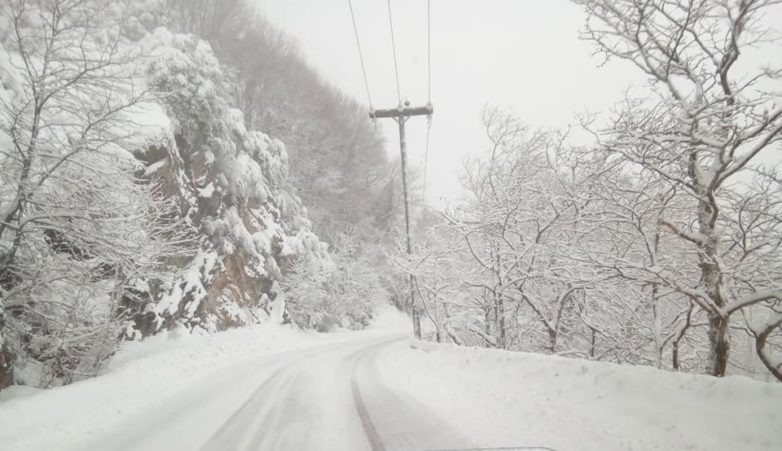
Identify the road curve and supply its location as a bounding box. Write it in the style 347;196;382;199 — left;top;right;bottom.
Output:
198;334;473;451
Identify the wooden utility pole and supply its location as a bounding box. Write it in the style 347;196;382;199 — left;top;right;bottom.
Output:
370;101;433;339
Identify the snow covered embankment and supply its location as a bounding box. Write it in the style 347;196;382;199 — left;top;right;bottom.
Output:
376;340;782;451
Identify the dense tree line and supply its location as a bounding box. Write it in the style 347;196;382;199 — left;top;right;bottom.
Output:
405;0;782;381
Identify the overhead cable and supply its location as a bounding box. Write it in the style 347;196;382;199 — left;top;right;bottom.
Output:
348;0;374;110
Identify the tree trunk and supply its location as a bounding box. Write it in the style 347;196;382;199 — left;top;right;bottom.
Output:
484;298;493;338
0;344;12;390
699;211;729;376
444;323;462;346
411;309;421;339
707;313;730;376
671;302;694;371
0;309;13;390
651;283;663;368
755;321;782;382
692;150;729;376
496;293;507;349
672;325;687;371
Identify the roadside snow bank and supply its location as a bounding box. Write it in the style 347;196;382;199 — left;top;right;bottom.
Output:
377;340;782;451
0;325;365;451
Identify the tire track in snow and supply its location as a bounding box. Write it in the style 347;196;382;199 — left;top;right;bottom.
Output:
198;338;374;451
350;341;391;451
200;334;470;451
351;339;476;451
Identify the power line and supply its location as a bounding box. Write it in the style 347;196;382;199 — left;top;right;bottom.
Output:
422;114;432;201
423;0;432;201
347;0;373;110
427;0;432;104
386;0;403;106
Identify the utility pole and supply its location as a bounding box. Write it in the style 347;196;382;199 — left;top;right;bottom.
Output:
370;101;433;339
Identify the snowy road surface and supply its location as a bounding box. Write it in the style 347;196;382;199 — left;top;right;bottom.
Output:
196;335;472;451
79;333;510;451
2;319;781;451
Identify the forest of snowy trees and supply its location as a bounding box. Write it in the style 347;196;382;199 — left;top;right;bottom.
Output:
402;0;782;381
0;0;780;392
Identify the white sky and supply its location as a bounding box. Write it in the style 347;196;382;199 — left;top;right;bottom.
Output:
253;0;780;207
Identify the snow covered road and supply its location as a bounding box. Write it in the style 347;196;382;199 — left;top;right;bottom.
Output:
1;326;484;451
77;333;468;451
196;335;472;451
2;318;781;451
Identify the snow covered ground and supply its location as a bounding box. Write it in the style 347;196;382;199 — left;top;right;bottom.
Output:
377;340;782;451
1;308;780;451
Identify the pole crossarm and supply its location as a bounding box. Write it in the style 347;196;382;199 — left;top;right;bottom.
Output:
370;104;433;120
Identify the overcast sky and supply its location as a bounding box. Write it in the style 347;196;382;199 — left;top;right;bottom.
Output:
252;0;780;207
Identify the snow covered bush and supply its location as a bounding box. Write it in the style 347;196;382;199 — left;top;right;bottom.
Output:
283;232;388;331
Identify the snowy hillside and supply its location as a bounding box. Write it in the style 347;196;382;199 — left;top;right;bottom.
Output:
0;0;362;389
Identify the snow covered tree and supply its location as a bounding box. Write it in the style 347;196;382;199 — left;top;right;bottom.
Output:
0;0;194;386
414;106;738;371
576;0;782;376
572;163;707;369
731;171;782;380
424;109;601;353
284;231;389;331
